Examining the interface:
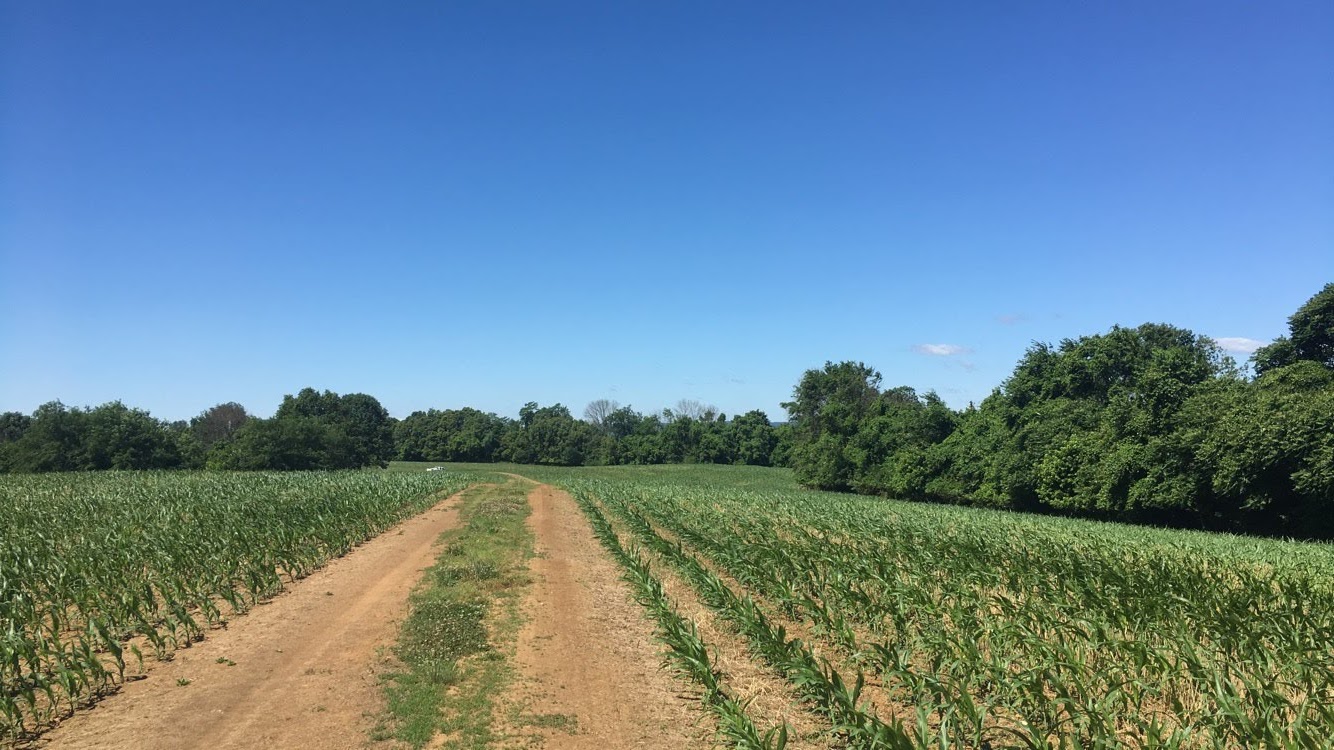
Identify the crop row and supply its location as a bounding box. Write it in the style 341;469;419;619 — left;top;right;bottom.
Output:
570;488;789;749
560;475;1334;749
0;470;475;737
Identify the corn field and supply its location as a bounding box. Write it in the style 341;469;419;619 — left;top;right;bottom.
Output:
0;470;474;738
552;467;1334;749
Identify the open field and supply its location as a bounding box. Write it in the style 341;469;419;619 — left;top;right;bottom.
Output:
5;464;1333;748
503;464;1334;749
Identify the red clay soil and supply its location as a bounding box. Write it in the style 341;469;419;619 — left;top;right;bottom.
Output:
496;483;712;749
35;494;465;750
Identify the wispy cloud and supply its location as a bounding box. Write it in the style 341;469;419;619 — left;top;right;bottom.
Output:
1215;337;1266;354
996;313;1027;325
913;343;972;356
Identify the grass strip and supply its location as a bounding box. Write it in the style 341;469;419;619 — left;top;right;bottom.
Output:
373;478;533;749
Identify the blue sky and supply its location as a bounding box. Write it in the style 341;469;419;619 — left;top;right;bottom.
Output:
2;1;1331;422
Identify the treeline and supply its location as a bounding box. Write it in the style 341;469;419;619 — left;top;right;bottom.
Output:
786;283;1334;539
0;389;397;472
397;401;788;467
0;391;789;473
4;283;1330;539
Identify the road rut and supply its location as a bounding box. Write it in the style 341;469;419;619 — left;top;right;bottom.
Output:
498;483;709;749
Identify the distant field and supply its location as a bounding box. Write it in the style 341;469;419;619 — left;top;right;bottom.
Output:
7;463;1332;747
489;463;1334;748
0;469;481;737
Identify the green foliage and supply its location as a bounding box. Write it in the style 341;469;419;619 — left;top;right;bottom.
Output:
1199;361;1334;536
0;401;181;473
1255;282;1334;374
784;297;1334;538
207;416;359;470
782;361;881;491
0;412;31;444
189;402;249;450
729;409;778;466
273;388;395;468
395;407;509;463
501;403;600;466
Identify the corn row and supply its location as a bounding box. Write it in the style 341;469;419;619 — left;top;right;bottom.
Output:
0;470;475;738
570;488;786;749
579;486;918;749
560;476;1334;749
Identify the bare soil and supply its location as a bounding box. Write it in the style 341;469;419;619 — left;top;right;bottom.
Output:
34;494;465;750
496;483;712;749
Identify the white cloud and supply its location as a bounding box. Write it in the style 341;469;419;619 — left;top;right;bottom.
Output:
1215;337;1266;354
996;313;1027;325
913;343;972;356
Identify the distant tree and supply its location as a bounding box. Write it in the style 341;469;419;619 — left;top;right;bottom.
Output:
728;410;777;466
503;403;597;465
210;417;358;470
583;399;621;433
769;423;795;468
847;389;958;497
0;412;31;444
191;402;249;449
1195;361;1334;537
603;406;645;441
395;407;509;463
0;401;88;472
82;401;181;470
0;400;182;472
1254;282;1334;374
605;408;666;464
783;361;882;490
669;399;716;422
336;393;395;467
925;324;1236;520
273;388;393;468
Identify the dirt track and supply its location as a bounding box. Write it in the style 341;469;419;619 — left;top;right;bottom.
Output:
34;481;711;749
497;483;709;749
37;494;464;750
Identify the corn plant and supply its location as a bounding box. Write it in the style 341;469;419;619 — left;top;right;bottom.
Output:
554;469;1334;750
0;470;475;738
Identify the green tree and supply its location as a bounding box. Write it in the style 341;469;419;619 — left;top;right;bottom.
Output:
847;388;958;497
1199;361;1334;537
0;412;31;444
190;402;249;450
210;417;358;470
783;361;882;490
1254;282;1334;374
503;403;597;465
82;401;181;470
272;388;393;468
0;402;88;472
394;407;508;462
728;410;777;466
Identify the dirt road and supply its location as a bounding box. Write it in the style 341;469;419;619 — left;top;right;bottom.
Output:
35;480;712;749
38;494;464;750
497;483;709;749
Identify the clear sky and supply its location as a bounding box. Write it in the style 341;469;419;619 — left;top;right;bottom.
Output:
3;1;1331;422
